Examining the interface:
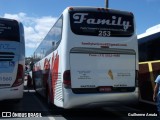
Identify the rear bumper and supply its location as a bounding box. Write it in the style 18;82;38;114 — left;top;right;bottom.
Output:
63;87;139;109
0;84;24;101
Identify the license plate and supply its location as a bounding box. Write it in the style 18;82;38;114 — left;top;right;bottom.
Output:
99;86;112;92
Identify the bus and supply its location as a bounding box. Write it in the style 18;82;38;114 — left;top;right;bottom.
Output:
138;27;160;105
32;7;139;108
0;18;25;102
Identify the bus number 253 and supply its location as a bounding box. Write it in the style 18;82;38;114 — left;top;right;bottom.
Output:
98;31;111;37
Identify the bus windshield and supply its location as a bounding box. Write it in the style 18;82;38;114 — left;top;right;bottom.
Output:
69;10;134;37
0;18;20;42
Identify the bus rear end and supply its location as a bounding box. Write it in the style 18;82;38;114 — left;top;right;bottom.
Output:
62;7;138;108
0;18;25;101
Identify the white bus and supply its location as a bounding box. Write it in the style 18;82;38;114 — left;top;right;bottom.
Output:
32;7;139;108
0;18;25;102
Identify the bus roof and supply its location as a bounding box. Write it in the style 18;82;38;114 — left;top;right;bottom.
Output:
0;17;19;23
138;31;160;44
138;24;160;39
66;6;133;16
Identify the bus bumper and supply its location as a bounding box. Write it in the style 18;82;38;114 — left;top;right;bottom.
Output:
0;84;24;101
63;87;139;109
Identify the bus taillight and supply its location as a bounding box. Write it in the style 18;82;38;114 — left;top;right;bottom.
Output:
12;64;24;87
63;70;71;89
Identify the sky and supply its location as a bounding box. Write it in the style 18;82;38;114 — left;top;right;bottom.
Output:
0;0;160;57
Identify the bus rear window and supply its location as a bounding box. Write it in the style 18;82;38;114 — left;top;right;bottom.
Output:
0;18;20;42
69;10;134;37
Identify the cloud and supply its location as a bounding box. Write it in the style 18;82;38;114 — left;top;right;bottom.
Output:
2;12;57;56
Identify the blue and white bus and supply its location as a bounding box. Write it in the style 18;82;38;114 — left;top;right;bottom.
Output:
0;18;25;102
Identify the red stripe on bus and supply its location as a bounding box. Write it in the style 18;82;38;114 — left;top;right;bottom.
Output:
51;53;59;103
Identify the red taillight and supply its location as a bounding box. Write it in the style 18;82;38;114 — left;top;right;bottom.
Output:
63;70;71;88
12;64;24;87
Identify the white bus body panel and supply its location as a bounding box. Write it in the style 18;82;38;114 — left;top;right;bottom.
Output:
70;53;135;88
0;84;24;101
0;42;24;101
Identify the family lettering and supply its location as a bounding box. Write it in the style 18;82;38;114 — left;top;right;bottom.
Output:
73;13;132;30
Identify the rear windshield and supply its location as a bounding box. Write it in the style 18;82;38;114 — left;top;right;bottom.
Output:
69;10;134;37
0;18;20;42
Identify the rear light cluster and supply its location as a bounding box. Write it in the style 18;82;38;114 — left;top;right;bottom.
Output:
68;7;132;16
97;8;109;11
63;70;71;88
12;64;24;87
68;7;109;11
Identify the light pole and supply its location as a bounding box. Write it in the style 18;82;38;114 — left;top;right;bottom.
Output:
105;0;109;8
